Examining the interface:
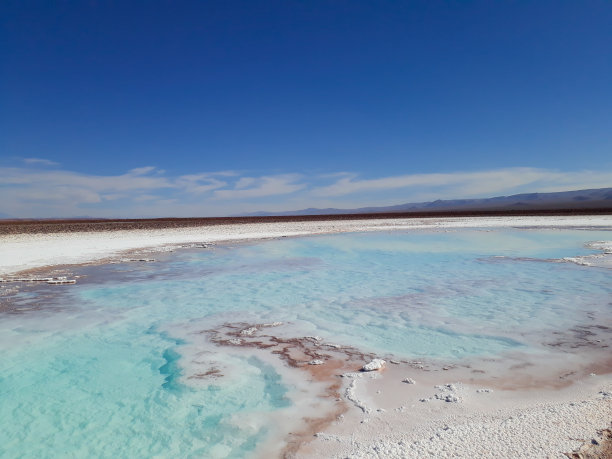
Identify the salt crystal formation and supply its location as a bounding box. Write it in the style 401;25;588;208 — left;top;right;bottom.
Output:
0;276;76;285
240;327;258;336
361;359;386;372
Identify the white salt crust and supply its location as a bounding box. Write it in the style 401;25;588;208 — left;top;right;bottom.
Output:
299;382;612;458
296;355;612;459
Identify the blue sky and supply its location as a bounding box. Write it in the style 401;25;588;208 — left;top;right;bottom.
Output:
1;1;611;217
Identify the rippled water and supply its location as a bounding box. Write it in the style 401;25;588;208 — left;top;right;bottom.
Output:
1;228;610;457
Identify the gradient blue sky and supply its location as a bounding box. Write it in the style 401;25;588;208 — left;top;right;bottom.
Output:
1;1;611;217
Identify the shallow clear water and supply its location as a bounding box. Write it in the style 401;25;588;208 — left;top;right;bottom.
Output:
1;228;610;457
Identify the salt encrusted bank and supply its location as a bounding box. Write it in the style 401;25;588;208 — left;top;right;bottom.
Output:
1;215;611;276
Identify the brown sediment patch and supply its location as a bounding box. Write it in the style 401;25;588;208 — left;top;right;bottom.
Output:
547;325;612;350
468;373;577;391
460;349;612;392
281;402;346;459
584;354;612;379
6;263;80;280
187;368;223;380
198;322;381;457
509;361;535;370
0;279;72;315
565;427;612;459
454;322;612;392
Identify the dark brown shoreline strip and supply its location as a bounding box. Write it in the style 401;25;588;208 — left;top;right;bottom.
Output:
1;208;611;235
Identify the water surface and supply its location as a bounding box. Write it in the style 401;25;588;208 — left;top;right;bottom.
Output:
1;228;610;457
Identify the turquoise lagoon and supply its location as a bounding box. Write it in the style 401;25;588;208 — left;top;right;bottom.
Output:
1;228;611;457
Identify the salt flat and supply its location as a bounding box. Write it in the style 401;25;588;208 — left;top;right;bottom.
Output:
1;215;611;458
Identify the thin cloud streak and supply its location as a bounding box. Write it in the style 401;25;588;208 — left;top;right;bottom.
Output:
213;175;305;200
22;158;59;166
309;168;612;197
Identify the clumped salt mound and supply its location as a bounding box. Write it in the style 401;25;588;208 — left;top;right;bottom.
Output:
587;241;612;253
362;359;386;372
562;240;612;269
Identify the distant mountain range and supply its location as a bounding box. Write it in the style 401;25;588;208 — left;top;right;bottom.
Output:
247;187;612;216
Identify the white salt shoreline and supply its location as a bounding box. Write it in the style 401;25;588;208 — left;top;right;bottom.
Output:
2;214;611;458
1;215;611;276
297;367;612;458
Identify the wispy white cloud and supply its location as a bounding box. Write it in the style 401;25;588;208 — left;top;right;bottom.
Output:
0;165;174;217
101;193;127;201
128;166;157;176
235;177;256;189
310;168;612;199
0;167;173;193
0;162;610;218
133;194;162;202
213;175;305;200
22;157;59;166
176;173;228;194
